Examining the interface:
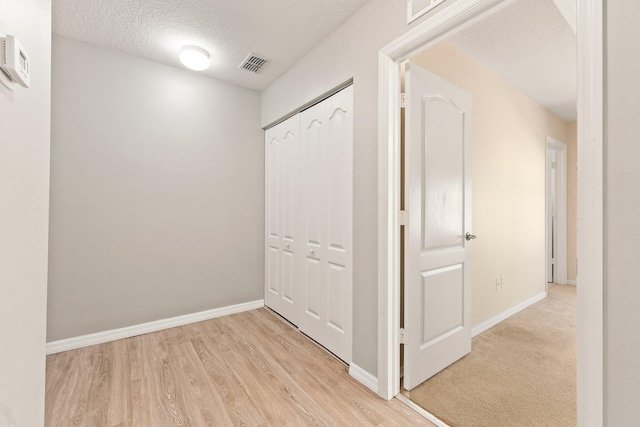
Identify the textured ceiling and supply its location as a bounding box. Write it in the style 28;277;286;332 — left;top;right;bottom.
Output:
53;0;371;91
449;0;577;121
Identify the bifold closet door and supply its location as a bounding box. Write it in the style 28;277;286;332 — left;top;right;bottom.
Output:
264;114;300;326
299;86;353;363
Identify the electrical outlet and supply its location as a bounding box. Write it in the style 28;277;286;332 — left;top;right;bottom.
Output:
501;275;505;288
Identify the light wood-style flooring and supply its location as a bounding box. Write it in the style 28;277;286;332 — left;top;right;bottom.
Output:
46;308;435;426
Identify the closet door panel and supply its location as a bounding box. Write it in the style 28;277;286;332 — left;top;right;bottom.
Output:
323;86;353;362
327;262;347;333
304;119;324;247
328;106;348;254
299;102;328;343
305;257;322;320
265;131;281;306
264;115;300;325
299;86;353;363
282;249;295;303
267;136;280;240
267;246;279;295
282;130;296;242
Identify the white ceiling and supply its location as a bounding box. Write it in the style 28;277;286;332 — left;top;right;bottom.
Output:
53;0;371;91
448;0;577;121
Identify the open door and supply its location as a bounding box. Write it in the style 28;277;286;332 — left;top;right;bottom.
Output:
403;62;473;390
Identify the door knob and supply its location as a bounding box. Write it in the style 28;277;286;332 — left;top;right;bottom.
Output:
465;232;477;241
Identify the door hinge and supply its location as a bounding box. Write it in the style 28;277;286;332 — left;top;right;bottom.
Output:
399;327;407;344
400;93;407;108
399;210;407;226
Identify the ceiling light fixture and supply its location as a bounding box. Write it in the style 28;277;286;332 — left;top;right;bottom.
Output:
179;46;210;71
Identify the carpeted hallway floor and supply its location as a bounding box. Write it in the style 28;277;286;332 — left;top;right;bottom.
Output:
407;285;576;427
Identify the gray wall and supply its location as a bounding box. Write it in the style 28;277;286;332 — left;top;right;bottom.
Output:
604;0;640;424
48;35;264;341
0;0;51;424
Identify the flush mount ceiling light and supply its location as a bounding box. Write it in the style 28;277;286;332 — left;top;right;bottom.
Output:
179;46;210;71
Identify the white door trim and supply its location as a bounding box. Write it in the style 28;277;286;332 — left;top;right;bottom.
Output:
546;137;568;285
576;0;603;424
377;1;603;426
546;146;554;283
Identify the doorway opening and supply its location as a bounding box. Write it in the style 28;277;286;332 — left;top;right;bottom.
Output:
547;137;569;288
377;0;603;425
399;15;578;422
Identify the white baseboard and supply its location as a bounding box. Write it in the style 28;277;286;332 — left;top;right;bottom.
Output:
349;363;379;394
567;280;577;286
46;299;264;355
471;292;547;337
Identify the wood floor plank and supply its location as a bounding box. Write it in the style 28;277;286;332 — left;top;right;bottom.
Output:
107;339;128;426
241;309;329;378
126;378;144;427
173;341;236;426
189;337;251;406
84;343;115;426
45;352;74;422
48;346;95;426
126;336;146;382
292;367;384;426
157;356;195;426
214;320;315;426
192;333;277;427
45;308;436;427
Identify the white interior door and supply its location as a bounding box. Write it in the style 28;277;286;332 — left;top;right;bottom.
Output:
403;63;473;390
265;114;300;325
299;86;353;363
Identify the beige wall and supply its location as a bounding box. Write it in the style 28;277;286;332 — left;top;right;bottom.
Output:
0;0;51;424
604;0;640;424
566;121;577;282
411;41;570;325
48;36;264;341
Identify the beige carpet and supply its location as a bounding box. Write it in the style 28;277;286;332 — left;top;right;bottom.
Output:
408;285;576;427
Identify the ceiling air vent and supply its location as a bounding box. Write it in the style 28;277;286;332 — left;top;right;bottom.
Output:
240;53;268;73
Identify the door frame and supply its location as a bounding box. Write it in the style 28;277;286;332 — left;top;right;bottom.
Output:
546;137;568;286
376;1;603;426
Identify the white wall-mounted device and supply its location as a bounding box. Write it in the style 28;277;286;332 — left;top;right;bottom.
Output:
1;34;30;90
